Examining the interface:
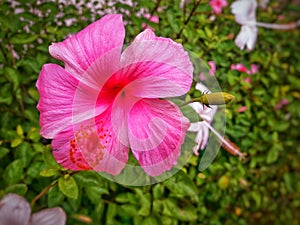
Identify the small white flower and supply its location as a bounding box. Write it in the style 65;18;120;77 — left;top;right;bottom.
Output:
0;193;66;225
234;25;258;51
231;0;258;51
188;83;217;155
231;0;299;51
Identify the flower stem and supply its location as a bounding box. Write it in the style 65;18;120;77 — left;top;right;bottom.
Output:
179;97;202;107
255;20;300;30
30;180;58;208
176;0;202;39
202;121;245;159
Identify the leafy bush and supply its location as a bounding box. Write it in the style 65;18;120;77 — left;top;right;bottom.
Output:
0;0;299;224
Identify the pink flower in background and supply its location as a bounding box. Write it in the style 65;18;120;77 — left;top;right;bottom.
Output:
36;14;193;177
231;63;258;74
275;99;289;110
227;33;235;39
199;61;216;80
142;13;159;30
209;0;228;14
277;15;285;20
237;106;248;113
208;61;216;76
250;64;259;73
0;194;66;225
231;63;250;73
244;77;251;84
231;63;258;84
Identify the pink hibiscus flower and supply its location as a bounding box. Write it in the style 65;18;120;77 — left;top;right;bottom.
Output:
36;14;193;177
274;99;289;110
231;63;258;84
209;0;228;14
231;63;258;74
237;106;248;113
199;61;216;80
142;13;159;30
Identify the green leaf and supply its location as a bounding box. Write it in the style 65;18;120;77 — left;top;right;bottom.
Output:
43;148;61;168
135;189;151;216
40;168;59;177
15;142;35;167
120;204;139;217
106;203;118;225
10;33;38;44
3;67;20;90
3;159;24;185
162;199;197;221
47;185;65;207
115;192;138;204
218;175;230;189
0;83;13;104
11;138;23;148
28;88;40;102
85;185;109;204
27;127;40;142
283;173;293;192
58;176;79;199
16;125;24;137
67;190;82;211
27;161;44;178
0;147;9;159
141;217;159;225
5;183;28;196
266;147;279;164
73;171;109;203
163;170;198;201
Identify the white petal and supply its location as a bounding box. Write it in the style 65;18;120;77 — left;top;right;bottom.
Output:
0;194;31;225
235;25;258;51
194;82;218;123
30;207;66;225
188;82;218;152
231;0;257;25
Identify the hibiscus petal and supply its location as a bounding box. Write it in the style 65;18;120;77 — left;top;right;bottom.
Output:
37;63;112;139
52;127;92;170
119;29;193;98
75;108;130;175
49;14;125;79
0;194;31;225
128;99;190;176
53;108;130;175
36;64;78;138
30;207;66;225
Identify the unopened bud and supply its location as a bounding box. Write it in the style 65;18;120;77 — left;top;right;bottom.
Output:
72;214;92;224
199;92;235;107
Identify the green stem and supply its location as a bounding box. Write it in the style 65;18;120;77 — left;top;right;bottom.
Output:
30;180;58;208
179;97;202;107
150;0;162;15
176;0;202;39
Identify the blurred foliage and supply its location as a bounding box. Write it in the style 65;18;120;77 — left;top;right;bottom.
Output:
0;0;299;224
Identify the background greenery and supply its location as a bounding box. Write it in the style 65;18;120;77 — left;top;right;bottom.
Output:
0;0;299;224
